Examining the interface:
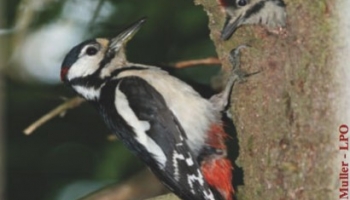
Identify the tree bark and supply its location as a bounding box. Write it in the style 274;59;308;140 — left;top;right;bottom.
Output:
194;0;339;200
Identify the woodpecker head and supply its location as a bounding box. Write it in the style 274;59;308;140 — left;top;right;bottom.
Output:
60;18;146;84
220;0;286;40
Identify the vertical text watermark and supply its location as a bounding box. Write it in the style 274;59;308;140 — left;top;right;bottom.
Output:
339;124;349;200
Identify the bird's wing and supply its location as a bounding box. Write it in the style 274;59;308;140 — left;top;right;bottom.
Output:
98;76;217;200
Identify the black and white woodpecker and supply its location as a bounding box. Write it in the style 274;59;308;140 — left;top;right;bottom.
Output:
60;18;246;200
219;0;287;40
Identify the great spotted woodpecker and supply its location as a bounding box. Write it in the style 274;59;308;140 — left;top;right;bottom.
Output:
60;18;245;200
218;0;287;40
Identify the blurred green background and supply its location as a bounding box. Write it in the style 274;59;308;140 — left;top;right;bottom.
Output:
1;0;226;199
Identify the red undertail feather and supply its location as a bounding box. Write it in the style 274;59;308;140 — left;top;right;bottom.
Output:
206;124;229;149
202;158;233;200
202;124;234;200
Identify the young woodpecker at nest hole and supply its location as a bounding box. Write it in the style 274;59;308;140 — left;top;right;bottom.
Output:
60;18;247;200
219;0;287;40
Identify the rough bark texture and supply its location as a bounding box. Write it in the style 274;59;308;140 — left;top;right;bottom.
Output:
194;0;338;200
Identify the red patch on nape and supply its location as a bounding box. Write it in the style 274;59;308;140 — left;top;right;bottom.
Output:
60;67;69;81
202;158;234;200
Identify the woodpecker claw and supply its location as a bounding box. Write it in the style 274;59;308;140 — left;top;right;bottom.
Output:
210;45;260;117
229;44;249;72
229;45;261;83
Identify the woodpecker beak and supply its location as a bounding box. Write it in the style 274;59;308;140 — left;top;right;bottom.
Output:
221;15;244;40
109;18;146;52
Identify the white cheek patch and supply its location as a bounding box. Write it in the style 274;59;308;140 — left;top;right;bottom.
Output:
67;55;100;80
115;85;167;169
244;1;286;27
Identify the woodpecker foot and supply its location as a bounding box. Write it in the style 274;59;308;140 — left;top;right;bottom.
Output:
210;45;260;116
229;44;262;83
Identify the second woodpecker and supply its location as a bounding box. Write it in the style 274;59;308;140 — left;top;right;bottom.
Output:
219;0;287;40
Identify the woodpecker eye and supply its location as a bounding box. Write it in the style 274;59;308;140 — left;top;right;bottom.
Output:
86;46;98;56
237;0;247;6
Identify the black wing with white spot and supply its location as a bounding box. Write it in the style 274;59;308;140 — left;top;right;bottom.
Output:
97;76;217;200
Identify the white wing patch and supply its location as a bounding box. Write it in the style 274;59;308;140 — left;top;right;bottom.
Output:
115;85;167;169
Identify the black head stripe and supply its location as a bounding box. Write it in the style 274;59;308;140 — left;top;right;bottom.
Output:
69;75;104;88
98;47;115;70
69;66;147;88
244;1;265;19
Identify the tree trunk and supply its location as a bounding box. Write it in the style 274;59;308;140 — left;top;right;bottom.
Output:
193;0;341;200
